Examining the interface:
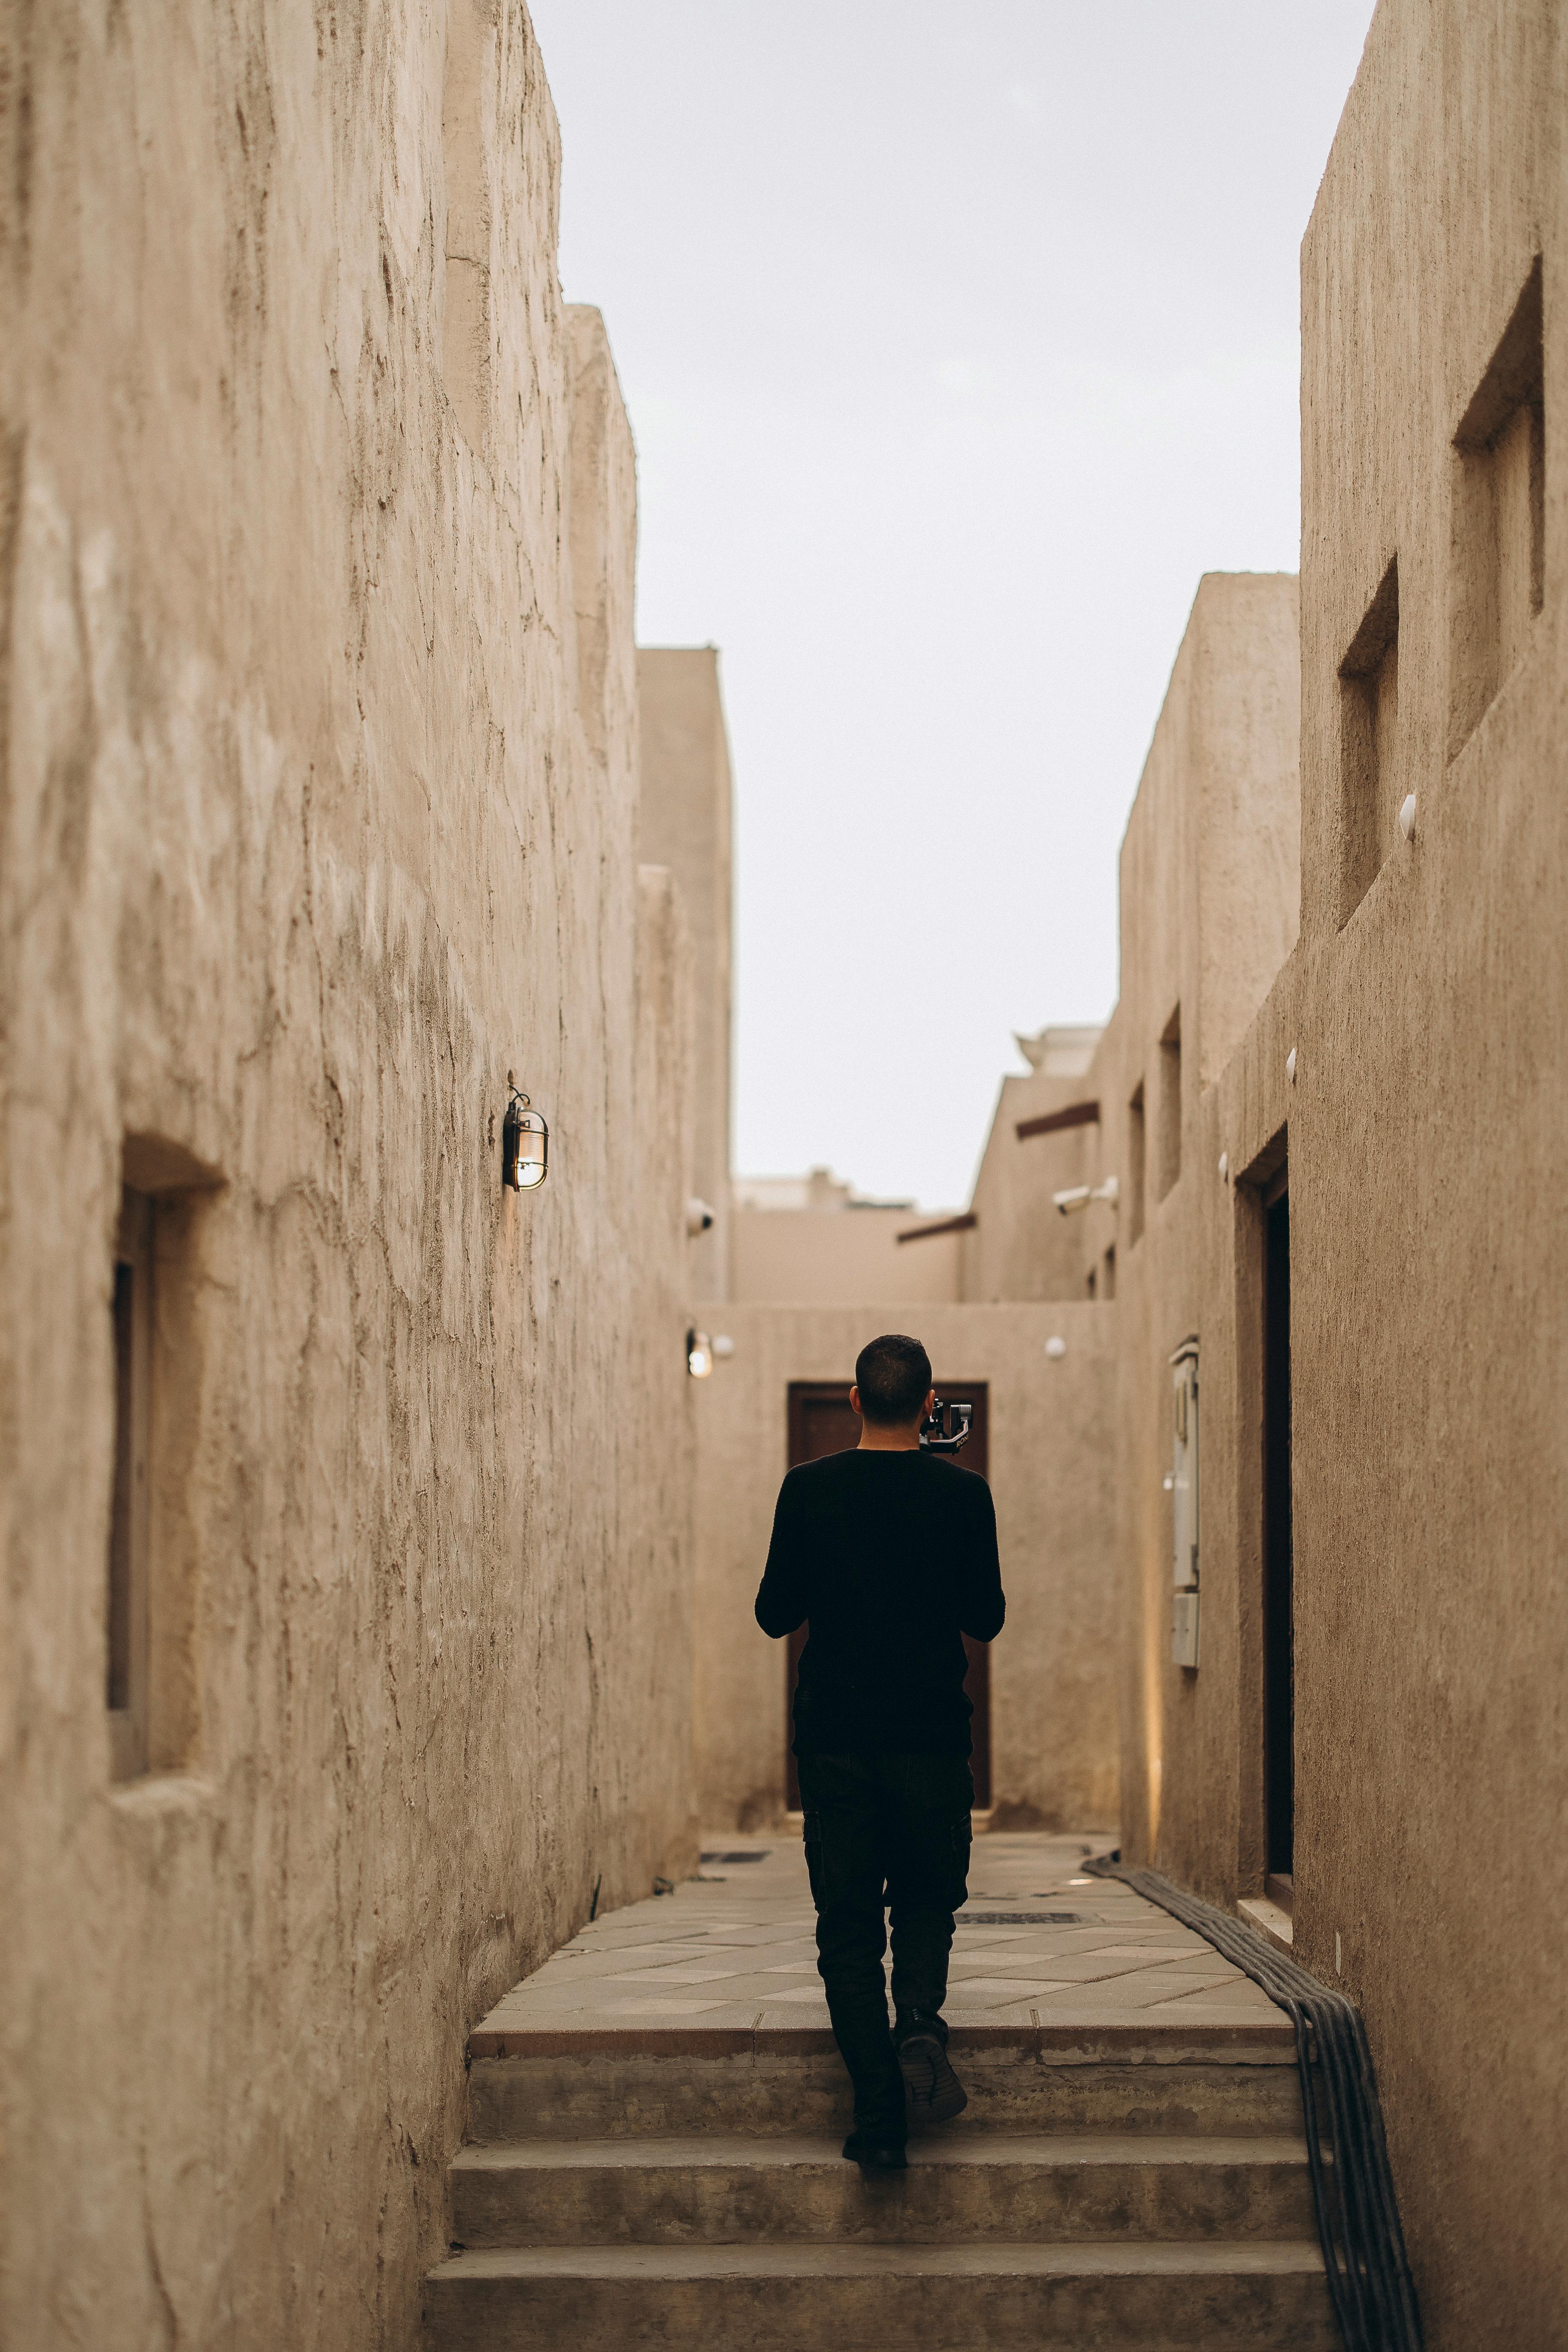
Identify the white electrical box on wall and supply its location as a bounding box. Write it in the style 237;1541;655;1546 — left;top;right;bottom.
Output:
1172;1590;1200;1668
1169;1336;1199;1592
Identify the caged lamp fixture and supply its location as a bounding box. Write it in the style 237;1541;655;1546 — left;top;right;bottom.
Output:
501;1072;548;1191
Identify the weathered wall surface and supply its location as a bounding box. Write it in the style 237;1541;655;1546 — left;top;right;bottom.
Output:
1077;574;1302;1884
1069;13;1568;2342
960;1066;1109;1304
0;8;697;2349
691;1302;1118;1834
638;646;734;1297
1286;7;1566;2339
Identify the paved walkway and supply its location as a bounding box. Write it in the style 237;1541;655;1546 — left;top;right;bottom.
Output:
472;1831;1280;2048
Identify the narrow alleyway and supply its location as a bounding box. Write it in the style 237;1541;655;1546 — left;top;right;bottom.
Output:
425;1834;1332;2347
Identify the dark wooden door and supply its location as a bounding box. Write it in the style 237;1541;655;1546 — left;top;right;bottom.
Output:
783;1381;992;1809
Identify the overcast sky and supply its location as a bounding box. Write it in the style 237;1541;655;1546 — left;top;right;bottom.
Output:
527;1;1377;1207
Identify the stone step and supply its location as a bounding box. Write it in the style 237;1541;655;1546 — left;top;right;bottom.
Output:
423;2237;1338;2352
466;2025;1305;2143
450;2130;1320;2248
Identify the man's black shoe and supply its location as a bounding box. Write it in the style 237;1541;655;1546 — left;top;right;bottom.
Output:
896;2016;968;2128
841;2129;908;2172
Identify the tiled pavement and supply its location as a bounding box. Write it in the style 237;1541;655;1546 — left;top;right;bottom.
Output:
471;1829;1279;2050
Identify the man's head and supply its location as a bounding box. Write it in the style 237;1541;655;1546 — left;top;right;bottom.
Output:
851;1332;934;1430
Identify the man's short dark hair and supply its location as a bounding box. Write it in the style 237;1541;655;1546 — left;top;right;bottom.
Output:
854;1333;933;1426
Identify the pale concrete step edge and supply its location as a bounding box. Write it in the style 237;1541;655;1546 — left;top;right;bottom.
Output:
467;2049;1308;2143
449;2131;1323;2249
1237;1896;1295;1955
466;2016;1295;2061
423;2238;1337;2352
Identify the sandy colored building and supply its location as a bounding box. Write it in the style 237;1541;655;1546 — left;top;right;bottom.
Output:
6;4;1563;2349
639;646;735;1298
0;10;717;2349
941;9;1566;2340
730;1166;966;1305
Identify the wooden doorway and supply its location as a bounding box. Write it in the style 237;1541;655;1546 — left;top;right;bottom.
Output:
783;1381;992;1810
1262;1166;1294;1907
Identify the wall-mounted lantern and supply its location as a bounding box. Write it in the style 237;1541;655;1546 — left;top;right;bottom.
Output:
502;1072;548;1191
687;1328;713;1378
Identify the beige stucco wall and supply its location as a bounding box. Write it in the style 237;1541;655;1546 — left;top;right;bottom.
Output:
960;1067;1110;1303
638;646;734;1298
0;11;698;2351
691;1302;1119;1836
1063;13;1568;2341
1285;9;1565;2338
731;1203;962;1304
1072;572;1303;1896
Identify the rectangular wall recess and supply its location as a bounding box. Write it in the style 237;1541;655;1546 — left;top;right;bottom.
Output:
1155;1006;1182;1201
1126;1083;1146;1245
1449;257;1545;756
108;1191;153;1780
1337;557;1400;926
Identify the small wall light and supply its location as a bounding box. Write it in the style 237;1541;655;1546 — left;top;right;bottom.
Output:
1399;793;1417;842
502;1073;548;1191
687;1328;713;1378
1286;1047;1298;1085
711;1335;735;1360
1044;1335;1067;1360
1218;1152;1229;1180
686;1198;715;1236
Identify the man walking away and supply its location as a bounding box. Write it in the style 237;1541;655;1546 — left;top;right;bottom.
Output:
754;1332;1006;2174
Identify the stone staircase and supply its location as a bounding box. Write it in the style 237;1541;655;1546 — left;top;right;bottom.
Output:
424;2019;1335;2349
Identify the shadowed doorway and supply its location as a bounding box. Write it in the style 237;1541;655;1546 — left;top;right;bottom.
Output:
783;1381;992;1811
1262;1167;1294;1908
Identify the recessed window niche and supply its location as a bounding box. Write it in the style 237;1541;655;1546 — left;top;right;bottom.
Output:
107;1138;222;1782
1337;557;1400;926
1449;257;1545;756
1155;1005;1182;1201
1127;1083;1146;1246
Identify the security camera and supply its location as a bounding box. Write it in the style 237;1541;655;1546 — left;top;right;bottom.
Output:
685;1198;716;1236
1054;1175;1120;1217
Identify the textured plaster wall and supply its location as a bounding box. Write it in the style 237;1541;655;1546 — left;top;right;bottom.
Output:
638;647;733;1299
960;1069;1110;1304
1072;12;1568;2338
1286;7;1566;2339
1076;574;1302;1891
691;1302;1118;1835
0;8;697;2349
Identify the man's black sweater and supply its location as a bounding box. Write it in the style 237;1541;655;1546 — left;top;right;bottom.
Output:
754;1446;1006;1759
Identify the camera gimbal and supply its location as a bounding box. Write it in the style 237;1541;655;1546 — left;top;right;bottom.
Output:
919;1395;974;1455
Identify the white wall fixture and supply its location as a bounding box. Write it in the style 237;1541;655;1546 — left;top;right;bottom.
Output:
1052;1175;1120;1216
686;1329;713;1378
1169;1337;1200;1596
711;1334;735;1360
1399;793;1417;841
1218;1152;1228;1180
1286;1047;1298;1084
1170;1338;1200;1668
686;1197;715;1236
1044;1335;1067;1360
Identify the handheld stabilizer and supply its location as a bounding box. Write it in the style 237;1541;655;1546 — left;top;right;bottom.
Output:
919;1395;974;1455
